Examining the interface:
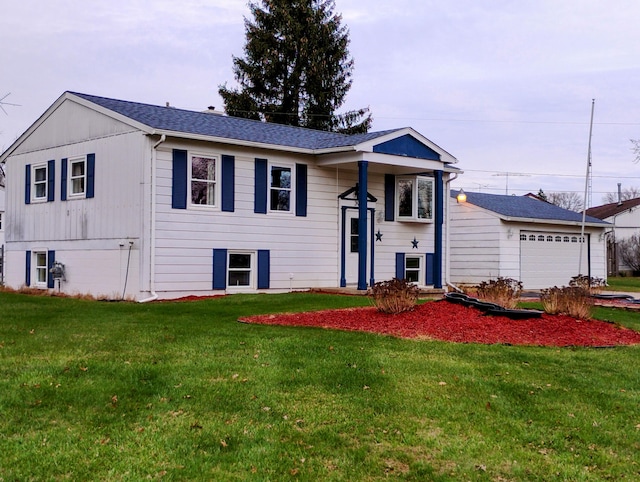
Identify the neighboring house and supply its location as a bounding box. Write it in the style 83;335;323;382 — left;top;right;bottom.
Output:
0;92;460;300
585;197;640;275
449;190;609;289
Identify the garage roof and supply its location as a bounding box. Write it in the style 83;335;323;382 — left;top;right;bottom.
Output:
451;190;609;225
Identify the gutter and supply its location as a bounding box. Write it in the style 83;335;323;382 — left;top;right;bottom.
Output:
138;133;166;303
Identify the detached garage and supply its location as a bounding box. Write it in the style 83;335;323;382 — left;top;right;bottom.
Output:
448;191;609;290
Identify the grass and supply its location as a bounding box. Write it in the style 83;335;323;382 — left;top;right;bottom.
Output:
604;276;640;293
1;291;640;481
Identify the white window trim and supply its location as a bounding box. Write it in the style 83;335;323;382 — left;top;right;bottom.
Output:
226;251;256;291
268;161;295;214
396;175;434;222
405;254;425;286
188;151;220;210
32;163;48;203
32;250;48;288
67;155;87;199
0;212;3;231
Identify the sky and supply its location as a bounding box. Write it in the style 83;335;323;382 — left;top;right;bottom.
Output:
2;0;640;207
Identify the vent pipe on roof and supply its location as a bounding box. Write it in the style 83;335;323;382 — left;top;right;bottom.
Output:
618;183;622;206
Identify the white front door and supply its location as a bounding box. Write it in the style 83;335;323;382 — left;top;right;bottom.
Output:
344;209;371;286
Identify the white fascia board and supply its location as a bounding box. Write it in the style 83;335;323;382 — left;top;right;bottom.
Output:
1;93;69;163
500;216;610;228
0;92;151;163
152;130;317;155
67;93;155;135
316;151;457;172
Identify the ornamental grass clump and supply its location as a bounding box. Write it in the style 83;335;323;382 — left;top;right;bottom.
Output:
475;277;522;309
369;278;419;314
540;286;593;320
569;275;606;295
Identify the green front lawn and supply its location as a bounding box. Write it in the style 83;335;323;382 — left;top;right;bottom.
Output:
1;291;639;481
605;276;640;293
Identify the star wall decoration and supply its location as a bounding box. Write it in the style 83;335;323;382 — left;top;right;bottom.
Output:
411;237;419;249
375;230;383;242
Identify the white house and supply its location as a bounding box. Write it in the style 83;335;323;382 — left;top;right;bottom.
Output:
0;92;460;300
585;197;640;275
449;190;609;289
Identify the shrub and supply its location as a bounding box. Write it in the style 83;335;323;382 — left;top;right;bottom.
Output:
569;275;606;294
475;277;522;309
369;278;419;314
539;286;562;315
540;286;593;320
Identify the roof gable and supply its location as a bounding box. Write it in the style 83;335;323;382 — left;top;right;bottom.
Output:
372;134;440;160
452;190;608;225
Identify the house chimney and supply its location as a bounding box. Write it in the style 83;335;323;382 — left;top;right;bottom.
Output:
618;183;622;206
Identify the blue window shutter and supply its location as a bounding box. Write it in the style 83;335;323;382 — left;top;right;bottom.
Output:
426;253;435;286
254;158;267;214
61;158;68;201
25;251;31;286
86;153;96;198
257;250;270;289
47;160;55;202
47;250;56;289
395;253;405;280
25;165;31;205
295;163;307;217
212;248;227;290
384;174;395;221
221;155;235;212
172;149;188;209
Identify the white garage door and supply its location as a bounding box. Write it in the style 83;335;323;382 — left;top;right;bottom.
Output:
520;231;590;289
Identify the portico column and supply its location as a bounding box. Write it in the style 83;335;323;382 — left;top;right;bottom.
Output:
357;160;368;290
434;170;443;288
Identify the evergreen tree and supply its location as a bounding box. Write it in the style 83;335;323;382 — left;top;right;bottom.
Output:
218;0;371;134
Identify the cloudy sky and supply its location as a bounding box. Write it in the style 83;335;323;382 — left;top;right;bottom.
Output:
2;0;640;206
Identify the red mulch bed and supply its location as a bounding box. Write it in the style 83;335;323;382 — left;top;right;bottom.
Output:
239;300;640;347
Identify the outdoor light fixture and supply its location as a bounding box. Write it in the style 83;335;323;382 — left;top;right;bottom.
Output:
456;188;467;203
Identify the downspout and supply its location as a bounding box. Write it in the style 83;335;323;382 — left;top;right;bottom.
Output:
139;134;166;303
445;173;463;292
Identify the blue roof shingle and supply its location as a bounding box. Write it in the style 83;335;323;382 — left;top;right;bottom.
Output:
70;92;400;151
451;190;608;225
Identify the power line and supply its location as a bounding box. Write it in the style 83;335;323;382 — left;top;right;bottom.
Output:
462;168;640;180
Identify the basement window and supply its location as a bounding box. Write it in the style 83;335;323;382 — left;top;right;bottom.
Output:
227;252;254;289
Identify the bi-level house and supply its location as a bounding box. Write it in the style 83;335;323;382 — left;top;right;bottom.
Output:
0;92;459;300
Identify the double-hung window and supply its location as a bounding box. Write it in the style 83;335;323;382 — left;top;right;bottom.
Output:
190;154;218;207
227;252;254;289
405;255;424;284
33;164;48;202
396;176;434;221
269;164;292;212
68;156;87;197
34;251;48;288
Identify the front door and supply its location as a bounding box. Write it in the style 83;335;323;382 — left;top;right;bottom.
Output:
343;208;372;286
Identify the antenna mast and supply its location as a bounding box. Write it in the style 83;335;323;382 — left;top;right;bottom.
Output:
578;99;595;275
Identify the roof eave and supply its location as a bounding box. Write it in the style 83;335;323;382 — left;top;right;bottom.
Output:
500;216;609;227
